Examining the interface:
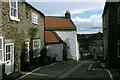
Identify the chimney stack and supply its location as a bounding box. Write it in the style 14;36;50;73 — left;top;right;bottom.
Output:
65;11;71;20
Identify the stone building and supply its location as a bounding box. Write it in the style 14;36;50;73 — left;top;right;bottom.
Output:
103;1;120;68
0;1;3;79
45;11;80;60
0;0;44;78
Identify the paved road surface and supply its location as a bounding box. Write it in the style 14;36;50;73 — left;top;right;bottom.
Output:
17;60;114;80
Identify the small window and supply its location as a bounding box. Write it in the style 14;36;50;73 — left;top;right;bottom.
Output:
118;8;120;24
10;0;20;21
0;37;3;63
32;13;38;24
118;40;120;57
33;39;40;58
25;12;28;19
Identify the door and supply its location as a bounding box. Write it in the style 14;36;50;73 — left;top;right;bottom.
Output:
5;43;14;75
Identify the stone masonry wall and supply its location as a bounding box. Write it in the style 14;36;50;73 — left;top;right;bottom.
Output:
2;1;44;73
0;2;2;33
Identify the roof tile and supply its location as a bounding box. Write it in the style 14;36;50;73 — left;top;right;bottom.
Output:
45;31;61;43
45;17;76;29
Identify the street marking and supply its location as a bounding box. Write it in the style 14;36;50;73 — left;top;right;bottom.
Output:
88;62;113;80
105;69;113;80
17;63;56;80
30;73;54;76
56;61;83;79
88;62;93;70
45;63;56;68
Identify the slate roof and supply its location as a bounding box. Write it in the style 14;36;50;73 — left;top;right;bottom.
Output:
45;31;62;44
45;17;76;30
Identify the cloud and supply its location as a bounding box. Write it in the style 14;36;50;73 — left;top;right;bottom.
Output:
72;14;102;34
70;9;88;15
27;2;104;34
27;2;105;16
26;0;105;2
72;17;91;22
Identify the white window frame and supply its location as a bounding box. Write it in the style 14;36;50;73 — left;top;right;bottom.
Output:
25;41;30;62
118;7;120;24
5;43;14;62
32;13;38;24
0;36;4;65
118;40;120;58
9;0;20;21
33;39;40;58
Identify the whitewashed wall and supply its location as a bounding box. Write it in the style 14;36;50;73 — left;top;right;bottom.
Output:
46;43;63;61
56;31;79;60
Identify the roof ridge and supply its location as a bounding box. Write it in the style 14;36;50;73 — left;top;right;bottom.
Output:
53;31;63;42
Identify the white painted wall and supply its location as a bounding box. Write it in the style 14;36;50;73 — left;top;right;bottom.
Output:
46;43;63;61
56;31;79;60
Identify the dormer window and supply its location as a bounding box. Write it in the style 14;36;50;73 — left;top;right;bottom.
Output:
10;0;20;21
32;13;38;24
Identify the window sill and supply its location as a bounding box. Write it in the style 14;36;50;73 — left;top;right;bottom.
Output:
32;22;38;25
10;16;20;22
0;61;4;66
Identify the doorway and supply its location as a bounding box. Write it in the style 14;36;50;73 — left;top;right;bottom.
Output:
5;43;14;75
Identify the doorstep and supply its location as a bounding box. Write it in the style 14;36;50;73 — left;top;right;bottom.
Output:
4;72;22;80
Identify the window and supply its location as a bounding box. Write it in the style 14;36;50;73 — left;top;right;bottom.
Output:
25;42;29;62
0;37;4;64
118;40;120;57
25;12;28;19
33;39;40;58
118;7;120;24
32;13;38;24
6;45;11;61
10;0;20;21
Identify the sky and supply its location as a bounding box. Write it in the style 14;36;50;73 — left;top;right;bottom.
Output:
26;0;106;34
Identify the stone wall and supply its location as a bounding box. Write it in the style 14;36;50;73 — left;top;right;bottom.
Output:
108;3;120;68
0;1;2;79
0;2;2;33
2;1;44;73
103;2;120;68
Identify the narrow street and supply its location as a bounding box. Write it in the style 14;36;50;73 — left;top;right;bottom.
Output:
16;60;119;80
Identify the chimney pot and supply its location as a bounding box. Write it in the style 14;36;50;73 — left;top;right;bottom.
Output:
65;11;71;20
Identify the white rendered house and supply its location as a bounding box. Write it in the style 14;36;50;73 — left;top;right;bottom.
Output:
45;11;80;60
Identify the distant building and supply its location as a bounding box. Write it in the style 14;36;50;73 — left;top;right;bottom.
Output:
77;32;103;59
102;1;120;68
45;11;80;60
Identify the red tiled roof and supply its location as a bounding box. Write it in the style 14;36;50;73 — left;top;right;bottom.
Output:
45;31;61;43
45;17;76;29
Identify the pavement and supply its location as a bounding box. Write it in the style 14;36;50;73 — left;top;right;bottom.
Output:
12;59;120;80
